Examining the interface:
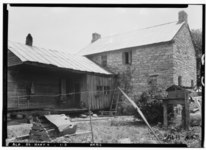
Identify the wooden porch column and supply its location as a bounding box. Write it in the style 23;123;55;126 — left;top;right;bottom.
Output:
163;102;168;128
182;106;186;129
184;93;190;130
182;94;190;130
60;78;66;102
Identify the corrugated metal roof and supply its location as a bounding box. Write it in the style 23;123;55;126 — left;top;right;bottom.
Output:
8;41;111;75
78;21;185;56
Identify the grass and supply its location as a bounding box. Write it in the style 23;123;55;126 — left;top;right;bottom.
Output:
7;115;202;147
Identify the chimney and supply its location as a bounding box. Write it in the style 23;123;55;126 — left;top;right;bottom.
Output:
177;10;188;24
25;33;33;46
91;33;101;43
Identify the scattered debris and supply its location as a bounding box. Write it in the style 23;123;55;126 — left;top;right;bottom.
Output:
29;114;77;141
7;115;201;147
190;111;201;126
80;114;87;118
185;129;199;141
118;138;131;143
7;123;32;139
16;114;24;119
92;114;98;117
71;117;109;123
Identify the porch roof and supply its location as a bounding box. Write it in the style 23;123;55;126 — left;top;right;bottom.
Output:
8;41;112;75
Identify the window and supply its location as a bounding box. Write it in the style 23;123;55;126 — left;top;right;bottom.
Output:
191;80;194;87
122;51;132;65
178;76;182;86
104;86;110;95
97;86;103;95
97;85;110;95
101;55;107;67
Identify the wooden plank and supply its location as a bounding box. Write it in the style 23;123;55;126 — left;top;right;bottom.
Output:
6;134;30;142
71;117;110;122
118;87;161;143
64;131;91;137
166;99;184;105
8;50;22;67
184;93;190;130
182;106;186;129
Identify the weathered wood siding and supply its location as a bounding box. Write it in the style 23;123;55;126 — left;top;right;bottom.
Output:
7;49;114;110
83;74;114;110
8;50;22;67
7;69;59;109
8;67;114;110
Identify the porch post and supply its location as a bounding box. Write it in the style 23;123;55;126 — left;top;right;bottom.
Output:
182;105;186;129
60;78;66;103
184;93;190;130
163;102;168;128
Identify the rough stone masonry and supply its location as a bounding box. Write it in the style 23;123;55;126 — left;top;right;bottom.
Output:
86;11;197;98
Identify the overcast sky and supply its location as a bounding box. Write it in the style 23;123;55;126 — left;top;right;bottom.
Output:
8;5;203;54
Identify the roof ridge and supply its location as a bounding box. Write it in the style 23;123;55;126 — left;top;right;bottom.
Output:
99;21;178;40
77;21;180;55
78;21;185;56
143;21;177;29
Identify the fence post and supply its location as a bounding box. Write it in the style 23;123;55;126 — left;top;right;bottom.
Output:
89;104;94;143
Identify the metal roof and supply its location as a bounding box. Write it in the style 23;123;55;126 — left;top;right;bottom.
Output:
8;41;111;75
78;21;185;56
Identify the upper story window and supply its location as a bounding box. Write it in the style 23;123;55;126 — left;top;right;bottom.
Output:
191;80;194;87
101;55;107;67
178;76;182;86
122;51;132;65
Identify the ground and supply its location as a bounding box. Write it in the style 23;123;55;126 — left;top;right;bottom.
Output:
7;115;201;147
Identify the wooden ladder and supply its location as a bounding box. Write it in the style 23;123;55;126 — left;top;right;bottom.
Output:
110;88;120;113
100;87;120;116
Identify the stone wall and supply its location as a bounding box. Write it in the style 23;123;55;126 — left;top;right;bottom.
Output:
172;24;197;87
132;43;174;96
87;24;197;97
88;42;174;97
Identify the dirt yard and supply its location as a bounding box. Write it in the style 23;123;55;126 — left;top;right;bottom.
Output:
7;115;201;147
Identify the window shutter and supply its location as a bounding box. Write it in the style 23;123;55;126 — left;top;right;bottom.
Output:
129;51;132;64
122;52;125;64
191;80;194;87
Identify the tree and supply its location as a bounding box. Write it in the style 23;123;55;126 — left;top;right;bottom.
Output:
191;29;202;88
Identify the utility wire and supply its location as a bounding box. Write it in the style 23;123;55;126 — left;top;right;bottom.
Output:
8;89;121;98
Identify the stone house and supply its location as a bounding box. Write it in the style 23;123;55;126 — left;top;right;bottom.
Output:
78;11;197;97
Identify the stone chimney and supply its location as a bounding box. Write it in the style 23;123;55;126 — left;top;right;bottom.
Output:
25;33;33;46
91;33;101;43
177;10;188;24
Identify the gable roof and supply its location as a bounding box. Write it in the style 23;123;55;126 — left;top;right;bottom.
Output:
78;21;185;56
166;85;193;93
8;41;111;75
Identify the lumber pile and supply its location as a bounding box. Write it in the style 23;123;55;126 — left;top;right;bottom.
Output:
29;117;58;141
29;114;77;141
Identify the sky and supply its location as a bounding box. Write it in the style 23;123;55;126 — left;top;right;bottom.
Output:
8;5;203;54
